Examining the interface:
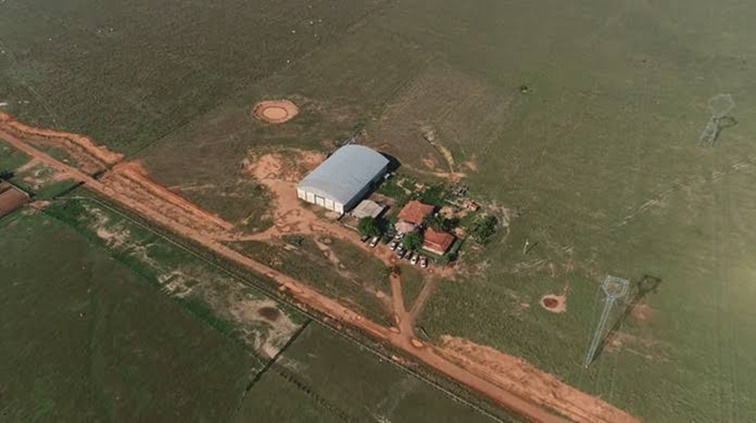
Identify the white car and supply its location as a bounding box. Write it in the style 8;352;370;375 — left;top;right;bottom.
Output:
410;253;419;266
420;256;428;269
369;236;380;248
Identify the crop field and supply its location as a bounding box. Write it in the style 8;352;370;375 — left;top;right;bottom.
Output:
0;0;391;154
0;211;255;421
3;0;756;421
236;324;506;423
43;191;308;360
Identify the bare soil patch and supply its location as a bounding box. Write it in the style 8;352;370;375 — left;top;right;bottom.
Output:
540;294;567;313
0;112;123;165
631;303;655;323
252;100;299;124
258;306;281;321
0;188;29;217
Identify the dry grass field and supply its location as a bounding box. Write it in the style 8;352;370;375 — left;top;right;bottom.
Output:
3;0;756;421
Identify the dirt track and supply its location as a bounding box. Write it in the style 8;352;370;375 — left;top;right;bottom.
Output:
0;116;640;423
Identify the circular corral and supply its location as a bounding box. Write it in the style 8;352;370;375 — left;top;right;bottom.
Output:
540;294;567;313
252;100;299;124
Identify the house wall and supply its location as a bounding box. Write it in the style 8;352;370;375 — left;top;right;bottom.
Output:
297;163;387;215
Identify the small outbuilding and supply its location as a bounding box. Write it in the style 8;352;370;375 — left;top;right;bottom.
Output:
0;181;30;218
422;228;456;256
351;199;386;219
395;200;434;234
397;200;435;226
297;145;389;214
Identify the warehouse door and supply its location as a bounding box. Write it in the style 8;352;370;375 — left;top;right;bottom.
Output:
315;196;326;207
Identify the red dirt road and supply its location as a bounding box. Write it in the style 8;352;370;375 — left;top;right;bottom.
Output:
0;118;639;423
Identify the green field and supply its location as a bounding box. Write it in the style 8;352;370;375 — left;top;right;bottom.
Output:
0;212;255;421
237;324;503;423
0;190;491;421
228;238;394;327
3;0;756;421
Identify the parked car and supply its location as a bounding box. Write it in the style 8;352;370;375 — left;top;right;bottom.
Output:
396;247;406;259
410;253;419;266
369;236;380;248
394;232;404;240
389;240;399;251
420;256;428;269
403;250;412;261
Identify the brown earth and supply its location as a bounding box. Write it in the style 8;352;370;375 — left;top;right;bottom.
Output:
252;100;299;124
0;116;639;423
540;294;567;313
631;303;655;324
0;112;122;165
0;188;29;217
258;306;281;321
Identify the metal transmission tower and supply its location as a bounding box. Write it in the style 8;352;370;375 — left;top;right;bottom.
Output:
698;94;736;146
584;275;630;367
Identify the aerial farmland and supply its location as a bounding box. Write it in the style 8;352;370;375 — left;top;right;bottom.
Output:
2;0;756;422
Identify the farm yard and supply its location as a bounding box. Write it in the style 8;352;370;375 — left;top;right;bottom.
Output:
2;0;756;421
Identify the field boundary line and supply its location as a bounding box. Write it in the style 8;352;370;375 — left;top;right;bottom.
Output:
56;191;510;423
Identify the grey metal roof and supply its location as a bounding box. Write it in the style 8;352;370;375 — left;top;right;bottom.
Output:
298;145;388;206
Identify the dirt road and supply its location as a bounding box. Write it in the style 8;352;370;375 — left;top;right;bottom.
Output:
0;117;640;423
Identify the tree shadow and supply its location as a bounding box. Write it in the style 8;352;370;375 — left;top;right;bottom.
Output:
590;275;662;363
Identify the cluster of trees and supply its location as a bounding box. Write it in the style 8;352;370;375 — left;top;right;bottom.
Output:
402;231;423;251
467;215;498;244
423;214;457;232
358;217;381;238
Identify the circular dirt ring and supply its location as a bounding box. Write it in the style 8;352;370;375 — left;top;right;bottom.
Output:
540;294;567;313
252;100;298;124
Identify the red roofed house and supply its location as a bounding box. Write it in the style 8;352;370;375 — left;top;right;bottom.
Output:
422;228;456;256
396;200;435;233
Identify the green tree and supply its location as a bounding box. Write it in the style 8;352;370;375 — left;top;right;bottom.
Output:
469;215;497;244
402;231;423;251
358;217;381;238
424;214;454;232
419;184;446;207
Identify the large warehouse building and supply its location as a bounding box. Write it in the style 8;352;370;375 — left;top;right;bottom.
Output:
297;145;389;214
